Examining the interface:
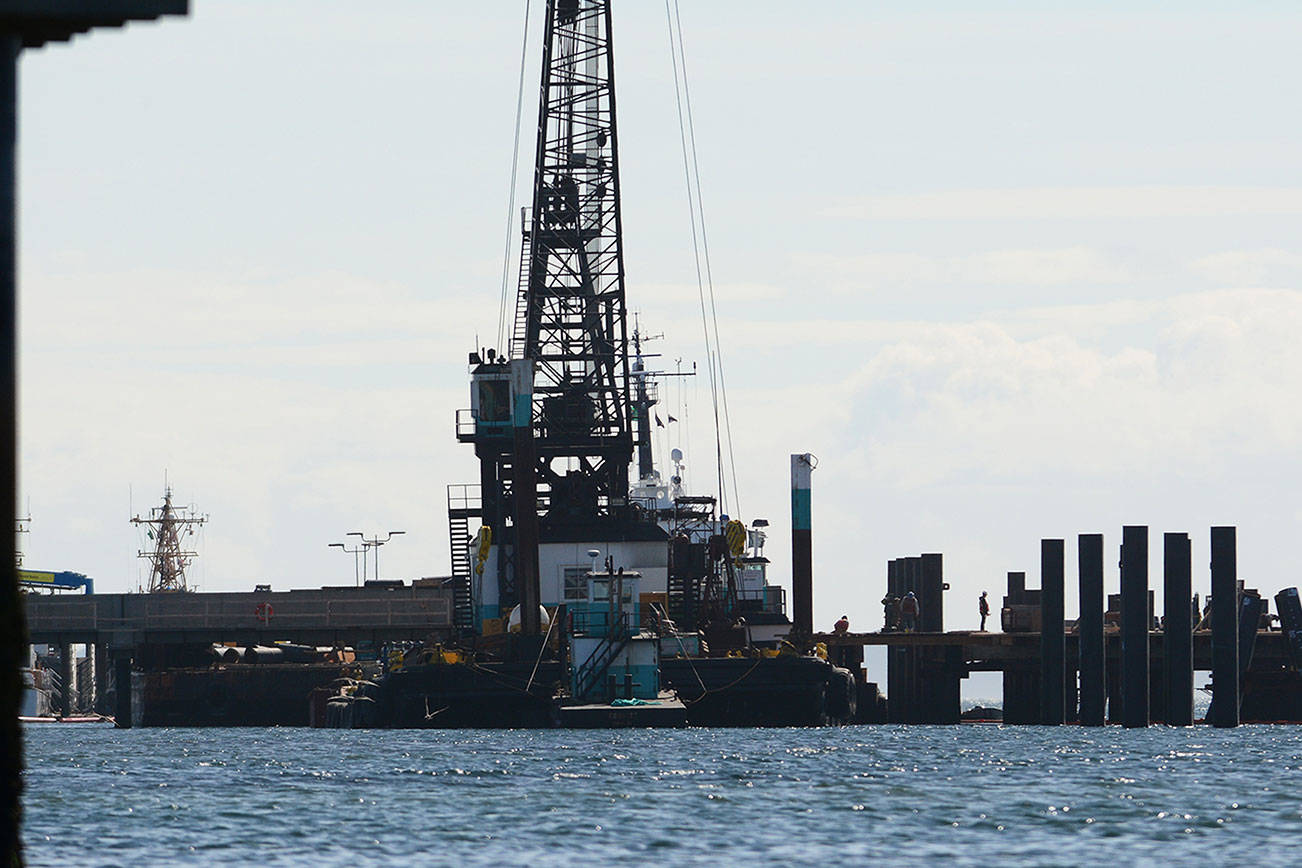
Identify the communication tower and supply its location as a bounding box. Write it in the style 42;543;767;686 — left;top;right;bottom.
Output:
131;487;206;593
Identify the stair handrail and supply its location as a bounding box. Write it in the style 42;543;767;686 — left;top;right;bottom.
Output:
573;609;632;701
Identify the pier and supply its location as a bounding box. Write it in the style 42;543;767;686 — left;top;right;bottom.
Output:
819;526;1302;726
24;585;454;725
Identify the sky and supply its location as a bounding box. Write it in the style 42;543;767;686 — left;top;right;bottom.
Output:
16;3;1302;696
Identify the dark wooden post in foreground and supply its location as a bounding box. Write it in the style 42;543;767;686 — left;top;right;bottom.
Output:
1209;526;1239;727
1120;526;1149;728
1040;539;1065;725
0;6;189;861
1163;533;1194;726
1077;533;1105;726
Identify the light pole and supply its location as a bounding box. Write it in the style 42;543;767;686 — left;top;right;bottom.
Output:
328;542;365;587
348;530;405;581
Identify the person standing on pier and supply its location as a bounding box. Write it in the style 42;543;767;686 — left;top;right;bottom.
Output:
901;591;920;632
834;614;850;634
979;591;990;631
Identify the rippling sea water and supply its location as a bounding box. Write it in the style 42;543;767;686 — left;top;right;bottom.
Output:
20;723;1302;866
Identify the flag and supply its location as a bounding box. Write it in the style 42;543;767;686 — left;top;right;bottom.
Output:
147;530;154;540
655;414;664;428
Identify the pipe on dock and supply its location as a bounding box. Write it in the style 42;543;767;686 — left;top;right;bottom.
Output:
1209;526;1239;728
276;644;323;663
1077;533;1105;727
1039;539;1065;725
1120;525;1149;728
790;454;814;636
1163;533;1194;726
212;645;244;664
244;645;284;664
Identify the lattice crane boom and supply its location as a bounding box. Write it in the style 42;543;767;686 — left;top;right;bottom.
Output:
514;0;633;526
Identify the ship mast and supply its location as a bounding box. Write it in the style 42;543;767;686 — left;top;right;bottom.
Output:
131;487;206;593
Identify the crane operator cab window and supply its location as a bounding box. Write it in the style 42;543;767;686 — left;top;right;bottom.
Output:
478;379;509;424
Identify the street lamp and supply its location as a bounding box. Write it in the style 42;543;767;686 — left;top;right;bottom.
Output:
328;542;365;587
347;530;406;581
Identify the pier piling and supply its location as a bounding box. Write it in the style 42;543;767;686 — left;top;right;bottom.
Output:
790;454;814;637
1120;526;1149;728
1077;534;1105;727
1236;593;1263;688
1001;570;1039;724
1040;539;1065;725
1163;533;1194;726
1276;588;1302;670
1209;526;1239;728
93;643;108;716
920;553;944;633
885;560;903;722
59;642;73;717
114;657;132;728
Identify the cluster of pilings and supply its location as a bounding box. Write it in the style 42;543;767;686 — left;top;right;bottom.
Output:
1021;525;1244;728
885;554;961;723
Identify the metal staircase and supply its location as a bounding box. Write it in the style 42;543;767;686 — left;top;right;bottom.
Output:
446;484;481;631
572;611;631;702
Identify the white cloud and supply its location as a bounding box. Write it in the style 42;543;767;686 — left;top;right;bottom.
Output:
1189;248;1302;287
795;247;1133;300
964;247;1131;286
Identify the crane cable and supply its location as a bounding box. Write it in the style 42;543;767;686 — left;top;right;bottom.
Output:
497;0;534;355
665;0;741;517
664;0;722;513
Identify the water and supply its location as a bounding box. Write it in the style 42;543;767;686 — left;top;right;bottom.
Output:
20;724;1302;866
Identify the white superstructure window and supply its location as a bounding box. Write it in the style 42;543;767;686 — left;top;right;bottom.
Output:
562;566;588;602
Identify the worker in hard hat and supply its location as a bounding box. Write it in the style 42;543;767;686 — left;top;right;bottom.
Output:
900;591;920;633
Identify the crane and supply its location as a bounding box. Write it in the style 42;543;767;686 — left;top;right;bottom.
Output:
457;0;641;638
